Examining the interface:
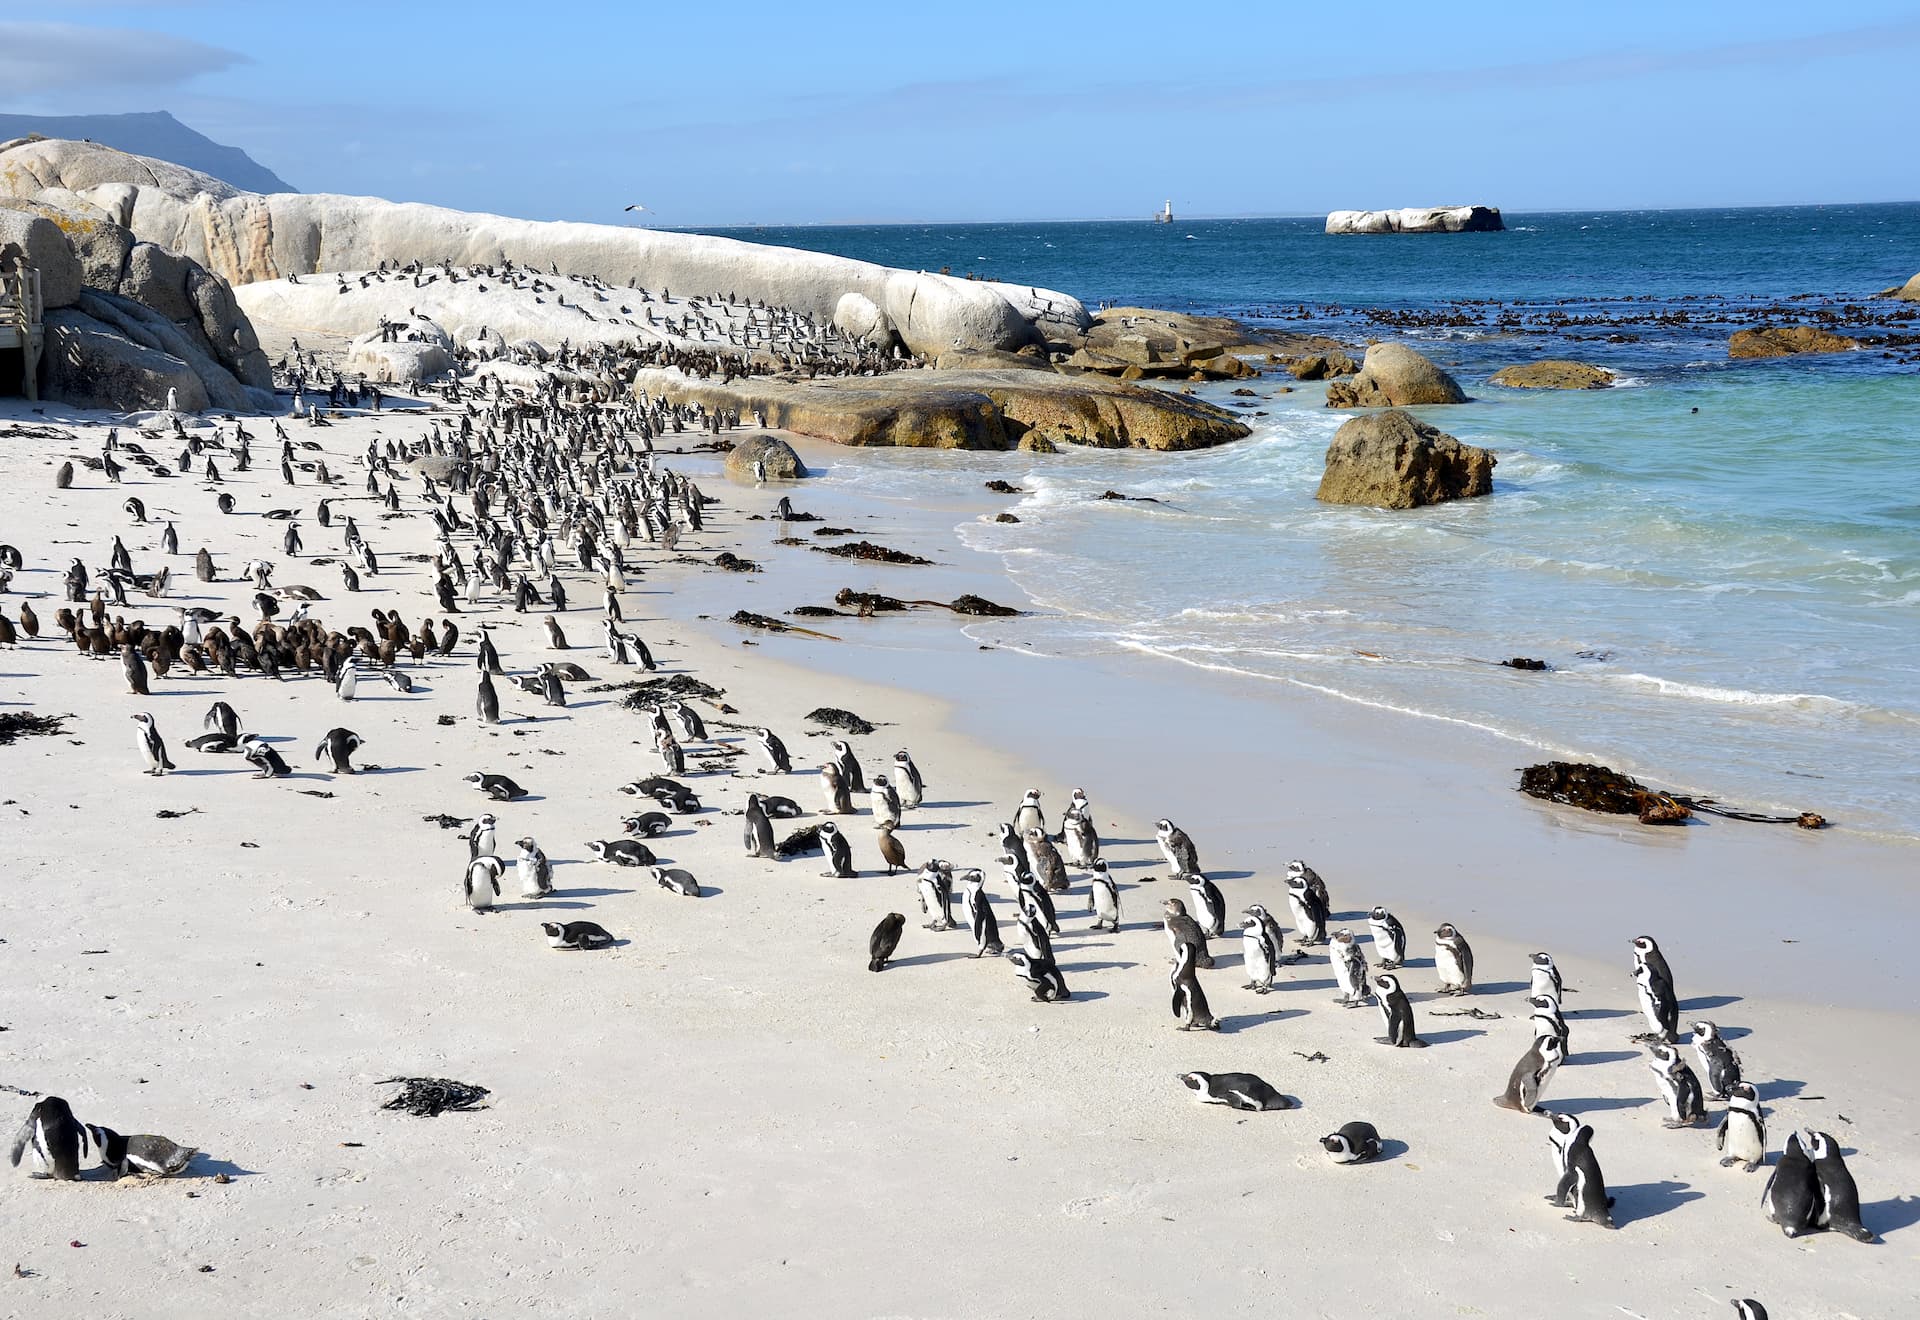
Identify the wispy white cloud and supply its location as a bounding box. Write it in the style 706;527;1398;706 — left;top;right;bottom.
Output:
0;20;246;98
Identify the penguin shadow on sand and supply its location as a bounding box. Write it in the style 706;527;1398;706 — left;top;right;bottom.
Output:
181;1155;261;1181
1680;993;1743;1012
1604;1178;1703;1226
1540;1093;1652;1113
1468;980;1531;997
1751;1075;1806;1102
1215;1007;1306;1033
885;949;974;970
1566;1049;1641;1066
1862;1193;1920;1237
921;799;991;811
1416;1027;1488;1046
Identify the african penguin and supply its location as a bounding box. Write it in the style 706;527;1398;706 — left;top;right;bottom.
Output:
1178;1072;1292;1111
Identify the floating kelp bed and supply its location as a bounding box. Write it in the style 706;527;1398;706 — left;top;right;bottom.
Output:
831;589;1022;617
1519;761;1826;829
814;540;932;565
0;712;67;746
730;611;841;641
984;480;1024;494
378;1077;490;1116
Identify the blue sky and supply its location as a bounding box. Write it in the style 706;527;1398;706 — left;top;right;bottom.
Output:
4;1;1919;226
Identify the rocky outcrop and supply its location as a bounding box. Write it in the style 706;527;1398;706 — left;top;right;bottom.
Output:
1325;343;1467;408
1065;307;1265;381
1891;272;1920;301
42;305;213;413
832;292;899;351
0;205;82;308
1287;352;1361;381
1489;360;1615;389
0;137;1089;359
1316;409;1495;509
1728;325;1862;358
345;335;454;384
726;434;807;480
633;367;1251;453
1326;206;1503;235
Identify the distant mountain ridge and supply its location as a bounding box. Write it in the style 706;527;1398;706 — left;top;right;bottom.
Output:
0;111;291;193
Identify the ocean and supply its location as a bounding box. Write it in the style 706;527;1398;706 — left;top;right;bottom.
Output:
700;208;1920;841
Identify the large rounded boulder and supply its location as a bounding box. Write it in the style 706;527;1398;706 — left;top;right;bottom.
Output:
726;433;807;480
1727;326;1861;358
1325;342;1467;408
1316;409;1495;509
0;205;83;308
1489;360;1614;389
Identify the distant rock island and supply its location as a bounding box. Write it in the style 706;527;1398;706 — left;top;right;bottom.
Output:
0;111;291;194
1325;206;1503;235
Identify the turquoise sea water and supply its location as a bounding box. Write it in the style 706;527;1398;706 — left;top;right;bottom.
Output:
701;209;1920;838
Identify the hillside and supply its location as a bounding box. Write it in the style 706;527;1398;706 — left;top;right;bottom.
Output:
0;110;290;193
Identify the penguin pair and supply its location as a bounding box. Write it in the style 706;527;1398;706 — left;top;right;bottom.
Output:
1545;1112;1615;1228
1763;1129;1875;1242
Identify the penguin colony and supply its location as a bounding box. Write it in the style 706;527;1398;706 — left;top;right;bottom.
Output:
0;312;1886;1309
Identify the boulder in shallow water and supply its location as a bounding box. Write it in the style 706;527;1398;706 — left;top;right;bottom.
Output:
1883;272;1920;300
1325;206;1503;234
1489;360;1614;390
1325;342;1467;408
1315;409;1494;509
1727;325;1862;358
726;434;806;480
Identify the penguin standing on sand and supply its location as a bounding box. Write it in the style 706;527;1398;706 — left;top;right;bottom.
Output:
1155;818;1199;875
1285;869;1329;946
869;775;901;829
468;813;499;860
1013;789;1047;839
1169;938;1219;1031
463;856;504;912
1330;930;1371;1007
995;824;1032;883
1529;994;1570;1054
1185;872;1227;939
1161;897;1212;969
1762;1130;1820;1238
1372;972;1426;1047
830;739;865;794
9;1096;90;1180
1015;870;1060;937
1716;1082;1767;1172
476;669;501;725
131;712;174;776
122;644;150;695
1368;906;1408;969
1529;952;1563;1002
819;762;852;815
1433;922;1475;995
205;701;242;738
917;863;957;931
868;913;906;972
743;794;777;859
1087;860;1121;933
963;869;1003;957
1060;808;1100;868
515;837;553;899
1024;827;1068;893
817;820;854;878
1804;1129;1876;1242
1545;1112;1615;1228
744;732;783;775
315;727;363;773
1241;911;1279;992
1494;1034;1565;1113
892;750;924;807
1691;1021;1744;1099
1632;959;1680;1044
161;522;179;555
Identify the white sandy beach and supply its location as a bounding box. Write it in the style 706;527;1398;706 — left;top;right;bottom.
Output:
2;393;1916;1320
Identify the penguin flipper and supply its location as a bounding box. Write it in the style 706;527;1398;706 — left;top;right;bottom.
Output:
8;1114;31;1167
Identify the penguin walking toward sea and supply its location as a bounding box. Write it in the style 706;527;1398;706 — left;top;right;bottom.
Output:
963;869;1003;957
1330;930;1371;1006
1632;959;1680;1044
1155;818;1199;875
131;712;174;775
1368;906;1408;969
817;820;855;877
1494;1034;1565;1113
1433;922;1475;995
868;913;906;972
1013;789;1046;839
917;862;957;931
1087;860;1121;933
892;750;923;807
463;856;504;912
1804;1129;1876;1242
1691;1021;1743;1099
1373;972;1426;1047
476;670;501;724
161;521;179;555
1631;934;1675;994
753;727;791;773
1179;1072;1292;1112
1170;939;1219;1031
1717;1082;1767;1172
668;701;707;743
9;1096;90;1180
1285;868;1329;946
1545;1112;1616;1228
1320;1121;1381;1164
1185;872;1226;939
869;775;901;829
1241;911;1280;992
743;794;777;859
315;727;363;773
515;837;553;899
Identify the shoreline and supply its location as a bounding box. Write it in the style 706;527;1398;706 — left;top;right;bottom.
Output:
2;397;1914;1318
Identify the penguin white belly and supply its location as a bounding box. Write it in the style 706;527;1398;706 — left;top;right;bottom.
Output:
1724;1117;1765;1165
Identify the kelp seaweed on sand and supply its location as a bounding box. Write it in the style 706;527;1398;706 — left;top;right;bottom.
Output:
1519;761;1826;829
